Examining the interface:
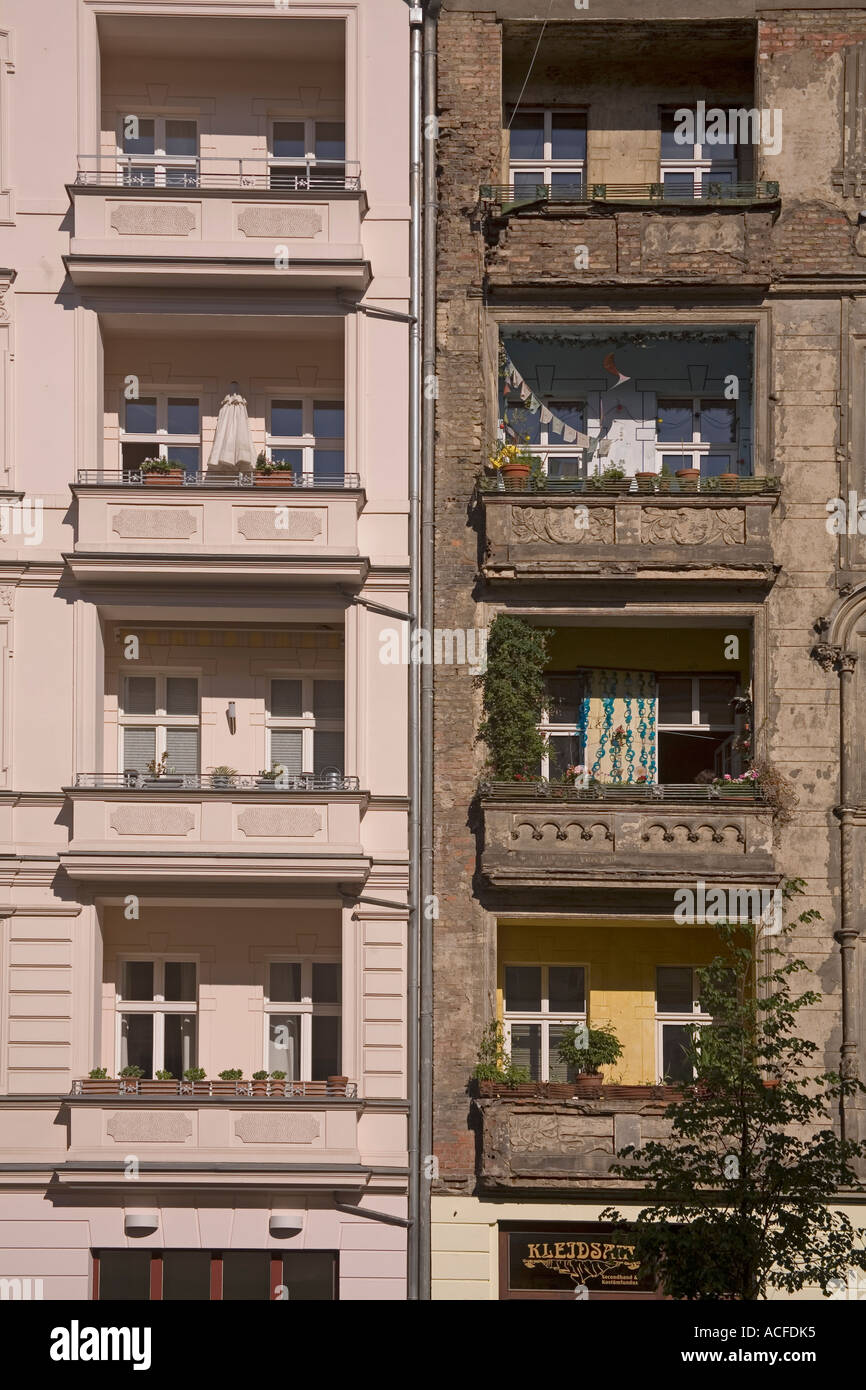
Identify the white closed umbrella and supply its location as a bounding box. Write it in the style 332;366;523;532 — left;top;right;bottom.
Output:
206;382;254;475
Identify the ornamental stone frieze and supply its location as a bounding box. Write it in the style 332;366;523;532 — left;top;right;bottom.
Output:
509;505;614;545
640;506;746;547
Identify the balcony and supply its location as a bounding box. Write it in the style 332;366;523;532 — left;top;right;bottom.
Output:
66;157;369;291
475;1092;674;1193
61;775;370;887
480;781;775;890
479;477;779;585
69;473;366;589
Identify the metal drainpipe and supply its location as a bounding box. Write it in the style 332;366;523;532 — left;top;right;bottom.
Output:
419;0;440;1303
407;4;424;1302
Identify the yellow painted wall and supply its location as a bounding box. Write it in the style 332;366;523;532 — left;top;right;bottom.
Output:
497;922;718;1084
546;628;751;682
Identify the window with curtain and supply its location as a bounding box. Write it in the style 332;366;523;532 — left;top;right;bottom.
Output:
265;959;342;1079
118;958;198;1079
120;674;200;776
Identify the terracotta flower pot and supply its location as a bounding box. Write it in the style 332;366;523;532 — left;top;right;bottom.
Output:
144;470;184;486
676;468;700;491
574;1073;603;1099
81;1079;117;1095
635;472;657;492
501;461;531;491
254;473;293;487
251;1080;269;1096
718;472;740;491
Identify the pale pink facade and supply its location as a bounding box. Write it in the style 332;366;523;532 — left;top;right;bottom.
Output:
0;0;411;1301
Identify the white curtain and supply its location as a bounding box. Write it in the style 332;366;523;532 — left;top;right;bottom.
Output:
206;390;254;474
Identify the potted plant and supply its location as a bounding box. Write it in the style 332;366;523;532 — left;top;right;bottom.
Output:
254;451;294;488
635;470;657;492
210;765;237;790
251;1069;270;1096
558;1021;623;1098
472;1020;534;1097
182;1066;208;1095
82;1066;115;1095
257;764;289;789
589;463;629;494
143;755;184;789
118;1063;144;1094
675;466;701;491
270;1069;288;1097
214;1068;244;1095
141;457;185;486
326;1074;348;1096
717;470;741;491
488;441;541;492
656;462;673;493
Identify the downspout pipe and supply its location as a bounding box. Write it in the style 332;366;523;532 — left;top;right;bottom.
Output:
419;0;441;1302
407;2;424;1302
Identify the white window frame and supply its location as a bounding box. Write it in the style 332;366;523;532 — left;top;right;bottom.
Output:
268;118;346;188
538;671;586;780
508;108;587;192
655;396;738;474
655;965;711;1083
120;391;202;474
660;111;738;198
116;956;199;1077
266;673;345;775
117;116;199;187
263;957;342;1080
266;394;345;483
118;671;201;774
503;963;587;1083
656;673;738;738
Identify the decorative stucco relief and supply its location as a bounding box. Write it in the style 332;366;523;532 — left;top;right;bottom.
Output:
106;1112;193;1143
111;508;198;540
236;207;323;239
510;818;614;844
109;204;197;236
641;507;746;546
234;1113;320;1144
236;807;321;838
236;509;324;542
109;806;196;836
510;505;614;544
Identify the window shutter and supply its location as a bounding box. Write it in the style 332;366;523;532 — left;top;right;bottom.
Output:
123;727;156;773
165;727;199;774
270;729;303;774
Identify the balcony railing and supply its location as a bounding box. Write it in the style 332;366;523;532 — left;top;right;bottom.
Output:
481;181;780;214
76;470;361;489
74;155;361;192
479;475;779;496
73;772;360;792
71;1077;357;1098
480;780;765;805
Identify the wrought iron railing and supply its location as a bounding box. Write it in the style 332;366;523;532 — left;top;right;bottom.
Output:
75;470;361;489
71;1078;358;1098
73;155;361;192
479;475;780;496
73;772;360;792
480;181;780;214
480;780;765;804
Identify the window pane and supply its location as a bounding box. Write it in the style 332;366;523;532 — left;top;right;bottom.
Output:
269;963;301;1001
269;1014;300;1075
504;965;541;1013
549;1025;578;1083
512;170;545;193
313;730;344;775
547;734;581;781
121;1013;153;1076
313;401;344;438
166;677;198;715
701;453;736;477
164;961;196;1001
280;1252;336;1301
125;676;156;715
702;170;734;194
164;121;197;157
551;113;586;161
123;727;156;773
547;401;585;434
662;171;696;199
122;960;154;1001
164;1015;196;1079
699;677;738;725
270;400;304;436
313;963;341;1004
657;965;694;1014
125;397;157;434
313;449;345;481
509;1023;541;1080
548;966;585;1012
162;1251;211;1301
271;679;302;717
509;113;544;161
503;405;540;445
315;122;345;161
657;400;693;443
544;673;583;724
313;680;344;719
165;445;199;477
272;122;305;158
222;1252;270;1302
165;727;199;774
548;172;584;197
271;448;303;473
166;398;199;435
312;1015;341;1078
98;1250;151;1301
661;110;692;159
123;117;155;156
122;441;158;472
662;1022;694;1083
662;453;695;471
699;401;736;443
657;677;692;725
270;728;304;774
545;455;582;479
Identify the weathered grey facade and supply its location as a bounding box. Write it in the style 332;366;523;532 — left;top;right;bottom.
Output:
431;2;866;1299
